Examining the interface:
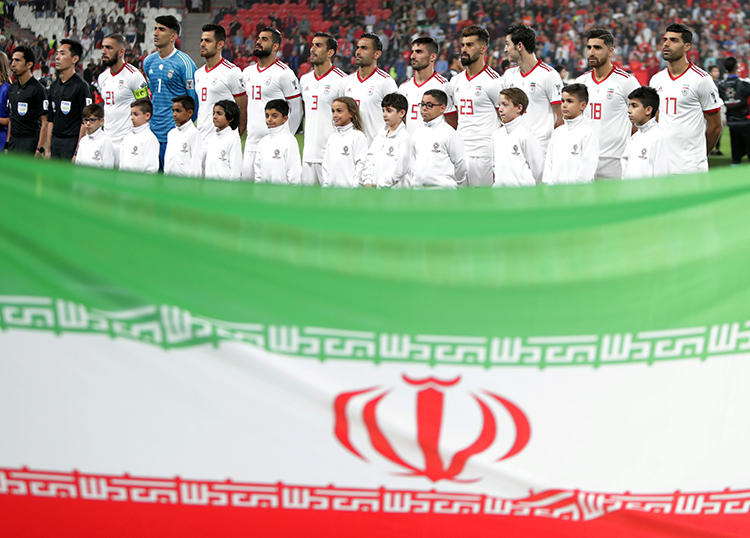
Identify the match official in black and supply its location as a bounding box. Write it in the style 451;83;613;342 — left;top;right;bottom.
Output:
45;39;92;160
6;46;48;155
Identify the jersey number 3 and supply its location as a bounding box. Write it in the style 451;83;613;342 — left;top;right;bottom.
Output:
250;85;262;100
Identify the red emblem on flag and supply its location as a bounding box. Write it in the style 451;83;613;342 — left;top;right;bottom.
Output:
333;375;531;483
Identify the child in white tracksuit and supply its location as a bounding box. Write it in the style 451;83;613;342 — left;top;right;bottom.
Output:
119;99;160;173
164;95;202;177
621;86;671;179
362;93;412;188
492;88;544;186
203;100;243;180
321;97;369;187
254;99;301;184
74;103;116;169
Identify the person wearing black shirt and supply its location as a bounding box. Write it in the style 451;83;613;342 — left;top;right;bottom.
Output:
718;57;750;165
6;45;48;155
45;39;92;160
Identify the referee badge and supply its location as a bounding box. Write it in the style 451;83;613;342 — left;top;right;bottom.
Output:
17;102;28;116
61;100;72;114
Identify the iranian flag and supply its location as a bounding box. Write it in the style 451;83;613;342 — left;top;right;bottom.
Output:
2;156;750;536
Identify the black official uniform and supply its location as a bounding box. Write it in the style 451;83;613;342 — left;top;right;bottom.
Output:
7;75;47;154
718;75;750;164
47;72;92;159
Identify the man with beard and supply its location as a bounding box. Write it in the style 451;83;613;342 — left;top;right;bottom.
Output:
194;24;246;140
97;33;148;166
575;28;639;179
398;36;457;134
449;25;503;186
649;23;722;174
6;45;49;155
241;27;301;181
501;23;563;157
142;15;199;169
299;32;346;185
342;33;397;143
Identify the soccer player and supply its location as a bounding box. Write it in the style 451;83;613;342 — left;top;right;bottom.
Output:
254;99;301;184
321;97;369;188
342;33;398;143
242;27;302;180
398;37;456;134
119;99;160;173
6;46;48;155
492;88;544;186
649;23;722;174
299;32;346;185
98;33;149;166
203;100;243;180
194;24;246;140
449;25;502;186
362;92;412;188
718;57;750;164
575;28;640;179
46;39;92;160
502;23;563;154
621;86;671;179
142;15;199;169
74;103;116;168
164;95;202;177
542;84;599;185
411;89;467;189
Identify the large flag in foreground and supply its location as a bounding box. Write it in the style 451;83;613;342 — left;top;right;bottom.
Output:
2;155;750;536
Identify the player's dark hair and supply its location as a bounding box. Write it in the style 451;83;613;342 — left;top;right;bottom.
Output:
628;86;659;118
171;94;195;112
332;97;364;132
562;83;588;104
505;23;536;52
724;57;738;73
12;46;35;65
461;25;490;46
202;24;226;42
500;88;529;114
131;98;153;116
585;27;615;48
412;36;438;56
423;88;448;106
260;27;282;46
314;32;337;54
82;103;104;119
155;15;181;35
381;92;408;113
360;32;382;52
60;39;84;62
665;23;693;44
265;98;289;116
215;99;241;130
104;33;127;48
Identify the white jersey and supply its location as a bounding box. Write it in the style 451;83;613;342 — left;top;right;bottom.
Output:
576;67;640;165
97;63;148;144
362;122;412;188
300;65;347;163
195;59;246;140
502;59;563;149
542;115;599;185
621;118;671;179
411;115;467;188
254;124;301;184
343;67;398;143
491;115;544;186
164;121;202;177
321;123;369;187
243;60;302;151
398;71;456;134
450;65;503;157
650;63;722;174
203;126;243;180
119;123;160;173
75;127;116;169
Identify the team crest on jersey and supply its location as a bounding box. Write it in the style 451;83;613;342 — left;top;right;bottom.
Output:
511;144;520;156
17;102;28;116
529;82;537;93
431;142;440;153
681;85;689;96
149;68;154;74
324;84;331;94
131;145;139;155
273;149;281;159
159;65;163;71
167;69;174;79
265;78;272;86
606;88;614;100
571;143;580;155
119;79;125;86
341;145;350;156
368;86;375;96
474;86;482;96
93;150;101;161
639;148;648;160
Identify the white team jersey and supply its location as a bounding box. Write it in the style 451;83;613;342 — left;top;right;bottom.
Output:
502;59;563;149
650;63;723;174
243;60;301;150
195;59;246;139
576;67;640;162
398;71;456;134
98;63;148;144
450;65;503;157
343;67;398;143
300;65;347;163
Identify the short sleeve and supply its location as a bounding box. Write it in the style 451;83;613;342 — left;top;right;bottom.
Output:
697;75;722;112
444;83;457;114
488;76;503;108
229;67;246;97
80;79;93;108
281;69;301;99
624;75;640;101
545;70;563;105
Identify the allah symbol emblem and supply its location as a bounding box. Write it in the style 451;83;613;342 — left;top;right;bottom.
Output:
334;375;531;483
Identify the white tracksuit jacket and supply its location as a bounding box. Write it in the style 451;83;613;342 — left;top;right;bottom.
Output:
542;115;599;185
75;127;116;169
254;123;302;185
621;117;671;180
410;114;467;188
203;126;243;180
362;122;412;188
119;122;160;173
492;115;544;186
321;122;369;187
164;121;203;177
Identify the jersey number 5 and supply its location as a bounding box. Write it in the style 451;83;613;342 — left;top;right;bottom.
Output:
411;103;419;120
458;99;474;115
